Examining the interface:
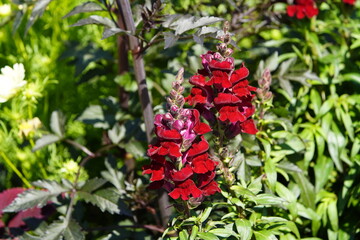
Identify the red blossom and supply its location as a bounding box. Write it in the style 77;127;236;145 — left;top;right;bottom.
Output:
218;106;246;123
287;0;318;19
343;0;355;5
201;180;221;196
188;136;209;157
192;153;216;174
168;179;203;200
170;165;193;181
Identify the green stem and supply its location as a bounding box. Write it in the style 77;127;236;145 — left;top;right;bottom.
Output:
0;151;32;188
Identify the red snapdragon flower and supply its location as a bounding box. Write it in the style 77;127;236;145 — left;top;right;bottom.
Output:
287;0;319;19
143;71;220;201
186;51;258;138
343;0;355;5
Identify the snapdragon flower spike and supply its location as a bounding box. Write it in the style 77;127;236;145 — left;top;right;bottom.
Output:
143;69;220;201
186;50;258;138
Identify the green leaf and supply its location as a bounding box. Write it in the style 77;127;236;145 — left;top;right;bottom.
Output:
63;220;85;240
101;156;125;193
235;219;252;240
25;0;53;35
78;188;131;215
166;15;223;35
276;182;296;202
264;159;277;191
310;89;322;115
254;230;274;240
71;15;116;28
42;221;66;240
264;51;279;72
197;232;219;240
12;8;26;35
63;2;104;18
230;185;256;198
32;134;62;151
317;99;334;118
209;228;234;238
179;230;189;240
50;110;65;137
107;123;126;144
189;225;199;240
327;128;344;172
254;194;284;206
340;108;354;141
77;105;111;129
164;32;179;49
102;27;130;40
327;200;338;231
4;180;68;212
199;207;212;223
292;173;316;209
314;156;333;192
79;178;107;193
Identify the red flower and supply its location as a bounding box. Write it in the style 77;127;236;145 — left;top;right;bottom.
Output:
192;153;216;174
343;0;355;5
168;179;203;200
218;106;246;123
287;0;318;19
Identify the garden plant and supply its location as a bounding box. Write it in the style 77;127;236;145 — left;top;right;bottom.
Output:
0;0;359;239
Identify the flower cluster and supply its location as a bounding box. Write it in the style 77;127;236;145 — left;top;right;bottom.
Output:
343;0;356;5
143;69;220;201
287;0;319;19
185;44;258;139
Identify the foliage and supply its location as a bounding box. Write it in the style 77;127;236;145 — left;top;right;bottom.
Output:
0;0;359;239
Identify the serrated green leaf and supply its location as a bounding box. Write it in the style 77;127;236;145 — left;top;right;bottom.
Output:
168;15;223;35
71;15;116;28
32;134;62;151
197;232;219;240
78;188;130;215
63;2;104;19
101;156;125;193
63;220;85;240
50;110;65;137
4;180;68;212
25;0;52;35
235;219;252;240
164;32;179;49
102;27;130;40
79;178;107;193
42;221;66;240
107;123;126;144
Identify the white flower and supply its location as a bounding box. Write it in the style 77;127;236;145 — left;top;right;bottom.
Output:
0;63;27;103
0;4;11;17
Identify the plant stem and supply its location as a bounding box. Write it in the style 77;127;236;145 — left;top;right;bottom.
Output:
116;0;171;228
116;0;154;143
0;151;32;188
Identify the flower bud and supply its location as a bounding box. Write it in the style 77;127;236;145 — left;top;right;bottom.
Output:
224;48;233;57
163;113;173;122
170;105;179;115
172;120;184;131
264;91;273;101
217;43;227;51
175;67;184;84
170;89;177;99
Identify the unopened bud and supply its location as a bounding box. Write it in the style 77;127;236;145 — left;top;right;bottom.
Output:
264;91;273;101
223;21;230;33
178;86;184;94
164;113;173;121
217;43;227;51
170;89;177;99
224;48;233;57
173;120;184;131
170;105;179;115
175;67;184;84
